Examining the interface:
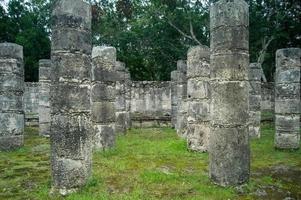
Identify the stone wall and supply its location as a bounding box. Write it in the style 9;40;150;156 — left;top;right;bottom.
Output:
130;81;171;128
24;82;39;126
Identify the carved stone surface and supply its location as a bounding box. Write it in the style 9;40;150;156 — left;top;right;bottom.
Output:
275;48;301;150
24;82;39;126
50;0;92;194
39;59;51;136
0;42;24;151
248;63;262;138
209;0;250;186
186;46;210;152
91;46;117;150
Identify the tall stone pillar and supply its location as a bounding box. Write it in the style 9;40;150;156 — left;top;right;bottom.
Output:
0;43;24;151
209;0;250;186
275;48;301;149
249;63;262;138
39;59;51;137
50;0;92;194
170;70;178;129
176;60;188;138
125;68;132;129
115;61;130;134
91;46;117;150
186;46;210;152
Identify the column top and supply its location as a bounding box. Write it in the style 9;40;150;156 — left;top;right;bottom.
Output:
0;42;23;60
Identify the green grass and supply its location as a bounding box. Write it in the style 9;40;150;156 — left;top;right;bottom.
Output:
0;123;300;200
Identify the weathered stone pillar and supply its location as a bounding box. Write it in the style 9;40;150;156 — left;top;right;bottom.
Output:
39;59;51;137
0;43;24;151
124;68;132;129
91;46;117;150
170;70;178;128
50;0;92;194
186;46;210;152
176;60;188;138
249;63;262;138
209;0;250;186
275;48;301;149
115;61;130;134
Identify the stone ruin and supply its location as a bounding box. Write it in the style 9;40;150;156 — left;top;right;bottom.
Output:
209;0;250;186
24;82;39;126
248;63;262;138
1;0;300;193
275;48;301;149
115;61;131;134
186;45;210;152
175;60;188;138
91;46;117;151
39;59;51;136
130;81;171;128
0;43;24;151
50;0;93;194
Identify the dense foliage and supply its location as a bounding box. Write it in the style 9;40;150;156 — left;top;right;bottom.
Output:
0;0;300;81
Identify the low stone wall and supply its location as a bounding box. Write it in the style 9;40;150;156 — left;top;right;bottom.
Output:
24;82;39;126
130;81;171;127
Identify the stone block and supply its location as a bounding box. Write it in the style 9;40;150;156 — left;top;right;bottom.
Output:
209;125;250;186
275;132;300;150
0;113;24;136
51;53;91;82
51;29;91;54
275;114;300;132
91;102;115;123
51;83;90;113
94;124;115;150
275;99;300;114
187;101;210;122
0;59;23;75
211;81;249;125
211;53;249;81
51;114;92;160
187;123;210;152
91;83;116;102
0;135;23;151
187;79;210;99
275;83;300;99
249;95;261;111
0;94;23;111
0;43;23;60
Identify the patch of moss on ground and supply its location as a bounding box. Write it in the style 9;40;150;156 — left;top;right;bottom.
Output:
0;123;300;200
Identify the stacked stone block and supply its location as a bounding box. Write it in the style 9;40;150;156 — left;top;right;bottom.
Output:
170;70;178;128
176;60;188;138
50;0;92;194
91;46;117;150
0;43;24;151
275;48;301;149
124;68;132;129
186;46;210;152
24;82;39;126
209;0;250;186
115;61;131;134
39;59;51;136
248;63;262;138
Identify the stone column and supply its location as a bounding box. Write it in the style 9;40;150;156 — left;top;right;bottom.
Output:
50;0;92;194
209;0;250;186
0;43;24;151
249;63;262;138
275;48;301;149
91;46;117;150
176;60;188;138
115;61;130;134
39;59;51;137
186;46;210;152
170;70;178;129
125;68;132;129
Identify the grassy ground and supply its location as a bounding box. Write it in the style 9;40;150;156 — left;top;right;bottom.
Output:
0;122;300;200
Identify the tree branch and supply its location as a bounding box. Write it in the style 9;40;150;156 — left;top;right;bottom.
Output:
257;36;274;82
